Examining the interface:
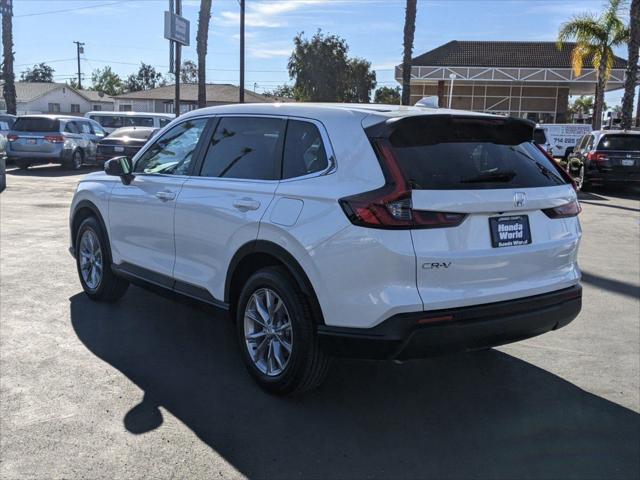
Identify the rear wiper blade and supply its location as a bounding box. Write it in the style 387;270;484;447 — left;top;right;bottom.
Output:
460;170;517;183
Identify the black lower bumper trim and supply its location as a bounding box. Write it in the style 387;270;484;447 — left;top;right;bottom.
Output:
318;285;582;360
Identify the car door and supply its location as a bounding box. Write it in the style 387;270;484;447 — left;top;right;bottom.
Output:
108;117;209;280
173;116;286;303
76;120;97;160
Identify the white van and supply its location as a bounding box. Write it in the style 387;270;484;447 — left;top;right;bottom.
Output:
85;111;174;134
538;124;592;159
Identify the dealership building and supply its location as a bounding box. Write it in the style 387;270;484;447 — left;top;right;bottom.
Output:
396;41;629;123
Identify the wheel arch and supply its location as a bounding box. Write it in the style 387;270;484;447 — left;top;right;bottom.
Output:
71;200;110;253
225;240;325;325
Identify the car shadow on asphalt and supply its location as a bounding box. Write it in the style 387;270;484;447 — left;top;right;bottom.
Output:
69;288;640;480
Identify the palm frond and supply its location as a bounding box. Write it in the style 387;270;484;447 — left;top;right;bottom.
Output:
571;43;594;76
557;15;607;47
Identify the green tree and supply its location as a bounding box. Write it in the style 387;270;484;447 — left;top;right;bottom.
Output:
20;63;55;82
67;78;81;89
90;67;124;96
401;0;417;105
558;0;629;129
181;60;198;84
288;30;376;102
344;58;377;103
263;84;296;99
621;0;639;129
124;63;165;92
197;0;212;107
374;86;401;104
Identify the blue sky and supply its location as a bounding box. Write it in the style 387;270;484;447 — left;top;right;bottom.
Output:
12;0;635;105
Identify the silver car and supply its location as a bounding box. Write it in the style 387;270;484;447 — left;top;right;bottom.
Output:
6;115;107;170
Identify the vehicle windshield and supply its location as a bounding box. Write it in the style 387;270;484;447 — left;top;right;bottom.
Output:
381;116;566;190
597;134;640;151
13;117;60;132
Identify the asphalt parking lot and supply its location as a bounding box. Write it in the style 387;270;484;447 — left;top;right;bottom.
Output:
1;165;639;480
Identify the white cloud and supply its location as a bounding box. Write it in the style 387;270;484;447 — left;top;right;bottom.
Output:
218;0;333;29
249;47;293;59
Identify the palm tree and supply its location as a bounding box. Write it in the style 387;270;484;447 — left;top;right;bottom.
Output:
2;6;17;115
401;0;417;106
196;0;212;109
558;0;629;130
621;0;639;129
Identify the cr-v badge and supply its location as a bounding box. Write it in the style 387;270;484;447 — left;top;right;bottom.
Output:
514;192;526;208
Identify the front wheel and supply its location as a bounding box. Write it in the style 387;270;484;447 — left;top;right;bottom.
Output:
75;216;129;302
65;150;83;171
236;267;329;395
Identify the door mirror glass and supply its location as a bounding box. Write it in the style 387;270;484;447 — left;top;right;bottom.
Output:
105;156;133;184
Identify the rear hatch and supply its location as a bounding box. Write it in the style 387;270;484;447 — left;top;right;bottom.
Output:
594;134;640;176
97;129;152;159
8;117;62;154
362;114;581;310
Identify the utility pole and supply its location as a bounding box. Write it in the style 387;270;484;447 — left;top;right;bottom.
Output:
239;0;245;103
174;0;182;116
73;41;84;89
1;0;16;115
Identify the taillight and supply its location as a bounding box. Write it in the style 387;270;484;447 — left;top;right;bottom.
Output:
587;151;609;163
44;135;65;144
543;200;581;218
339;140;466;229
7;134;18;142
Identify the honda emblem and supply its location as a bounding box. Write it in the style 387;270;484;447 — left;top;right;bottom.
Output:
514;192;526;208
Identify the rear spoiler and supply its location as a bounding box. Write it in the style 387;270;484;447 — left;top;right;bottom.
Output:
365;114;536;146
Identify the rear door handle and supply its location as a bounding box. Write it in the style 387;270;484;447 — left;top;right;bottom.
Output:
233;198;261;211
155;190;176;202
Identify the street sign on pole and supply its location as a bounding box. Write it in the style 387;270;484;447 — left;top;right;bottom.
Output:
0;0;13;16
164;11;190;46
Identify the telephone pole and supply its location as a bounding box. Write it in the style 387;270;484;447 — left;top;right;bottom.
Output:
174;0;182;115
239;0;245;103
73;41;84;89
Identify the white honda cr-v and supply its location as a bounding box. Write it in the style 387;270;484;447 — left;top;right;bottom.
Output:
69;103;582;395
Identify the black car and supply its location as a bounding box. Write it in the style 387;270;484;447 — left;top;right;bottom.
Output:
96;126;158;163
567;130;640;190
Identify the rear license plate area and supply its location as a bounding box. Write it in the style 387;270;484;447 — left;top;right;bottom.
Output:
26;138;37;145
621;159;635;166
489;215;531;248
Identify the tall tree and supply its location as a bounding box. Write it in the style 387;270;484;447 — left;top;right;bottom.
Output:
401;0;417;106
621;0;639;129
196;0;212;108
90;67;124;96
2;6;16;114
124;63;165;92
262;84;295;99
20;63;55;82
558;0;629;129
181;60;198;84
374;86;401;104
344;58;377;103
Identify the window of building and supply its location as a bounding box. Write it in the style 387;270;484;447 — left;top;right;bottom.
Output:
200;116;285;180
48;103;61;113
92;105;102;111
70;104;80;113
119;104;132;112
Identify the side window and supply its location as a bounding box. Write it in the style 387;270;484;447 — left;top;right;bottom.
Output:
282;120;329;179
159;118;172;128
90;122;106;137
200;116;285;180
79;122;92;134
98;115;123;129
64;122;78;134
585;135;595;151
125;117;154;127
134;118;207;175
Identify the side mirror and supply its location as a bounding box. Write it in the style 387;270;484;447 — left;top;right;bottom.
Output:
105;156;134;185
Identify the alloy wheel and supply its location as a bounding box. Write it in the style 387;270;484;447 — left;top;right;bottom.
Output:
79;229;103;290
243;288;293;376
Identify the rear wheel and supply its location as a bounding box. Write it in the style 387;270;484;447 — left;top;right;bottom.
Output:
75;216;129;302
65;150;83;170
15;159;31;170
236;266;329;395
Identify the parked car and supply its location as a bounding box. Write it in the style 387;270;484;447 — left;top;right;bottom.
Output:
6;115;107;170
85;111;174;134
69;104;582;395
537;123;592;160
567;130;640;190
96;126;158;164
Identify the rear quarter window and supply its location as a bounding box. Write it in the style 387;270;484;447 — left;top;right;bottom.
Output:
13;117;60;132
382;116;566;190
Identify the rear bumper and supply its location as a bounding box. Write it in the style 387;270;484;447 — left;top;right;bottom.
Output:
586;169;640;184
318;285;582;360
7;148;68;163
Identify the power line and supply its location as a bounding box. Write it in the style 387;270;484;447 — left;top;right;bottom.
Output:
15;1;127;18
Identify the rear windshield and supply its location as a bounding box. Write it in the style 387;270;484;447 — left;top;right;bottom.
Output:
13;117;60;132
597;134;640;151
109;129;153;140
381;116;566;190
533;129;547;144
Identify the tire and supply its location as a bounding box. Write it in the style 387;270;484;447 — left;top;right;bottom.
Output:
75;216;129;302
236;266;330;395
65;150;83;171
15;159;31;170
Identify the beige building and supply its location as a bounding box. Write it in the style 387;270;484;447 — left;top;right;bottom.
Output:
396;41;629;123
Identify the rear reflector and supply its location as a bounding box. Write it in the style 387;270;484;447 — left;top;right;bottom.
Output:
417;314;454;324
542;200;581;218
339;140;466;229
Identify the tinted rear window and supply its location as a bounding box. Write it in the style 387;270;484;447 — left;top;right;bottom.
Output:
382;116;566;190
597;134;640;151
13;117;60;132
533;129;547;144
